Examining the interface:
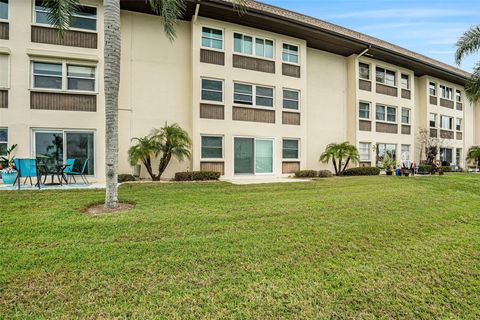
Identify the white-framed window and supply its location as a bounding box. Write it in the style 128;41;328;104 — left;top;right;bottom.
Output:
401;144;410;161
201;135;223;159
201;27;223;50
234;33;274;59
376;67;396;86
440;148;453;164
440;85;453;100
282;139;299;160
359;101;370;119
358;142;370;161
429;113;437;128
401;108;410;124
31;61;97;93
456;118;462;131
376;143;397;166
234;83;273;108
0;127;7;156
359;62;370;80
440;115;453;130
282;89;299;110
34;1;97;31
429;82;437;96
456;148;462;165
376;104;396;122
456;90;462;103
0;0;8;20
282;43;299;64
401;74;410;89
201;78;223;103
0;53;9;88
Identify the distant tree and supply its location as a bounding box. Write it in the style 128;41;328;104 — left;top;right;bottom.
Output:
417;128;448;164
320;142;359;175
466;146;480;172
455;25;480;103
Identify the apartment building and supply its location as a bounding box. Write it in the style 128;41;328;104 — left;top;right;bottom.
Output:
0;0;478;181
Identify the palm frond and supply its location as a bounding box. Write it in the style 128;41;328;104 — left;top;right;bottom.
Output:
455;25;480;65
465;62;480;103
41;0;81;36
147;0;186;41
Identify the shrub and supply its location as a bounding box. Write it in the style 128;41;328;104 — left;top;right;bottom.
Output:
342;167;380;176
174;171;221;181
418;165;432;174
294;170;317;178
317;170;333;178
118;174;136;183
438;166;452;173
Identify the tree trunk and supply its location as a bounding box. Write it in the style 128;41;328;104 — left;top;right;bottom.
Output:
332;156;338;175
158;152;172;179
342;157;350;172
337;158;342;175
142;157;157;180
104;0;121;209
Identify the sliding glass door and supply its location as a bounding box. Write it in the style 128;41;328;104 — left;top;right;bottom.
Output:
234;137;273;175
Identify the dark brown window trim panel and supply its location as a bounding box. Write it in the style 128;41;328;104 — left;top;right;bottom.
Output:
233;54;275;74
200;103;224;120
0;22;8;40
31;26;98;49
200;49;225;66
0;89;8;108
30;91;97;112
232;106;275;123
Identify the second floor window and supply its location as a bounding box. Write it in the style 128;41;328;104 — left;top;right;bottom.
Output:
35;1;97;31
440;85;453;100
234;83;273;108
359;101;370;119
429;113;436;128
201;27;223;50
401;74;409;89
401;108;410;124
359;63;370;80
283;89;299;110
456;90;462;102
376;67;396;86
0;53;8;88
0;0;7;20
440;115;453;130
234;33;273;59
429;82;436;96
376;104;396;122
456;118;462;131
201;78;223;103
282;44;299;64
32;61;96;92
67;65;95;91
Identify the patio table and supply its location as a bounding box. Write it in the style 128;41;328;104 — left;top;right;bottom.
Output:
38;164;68;186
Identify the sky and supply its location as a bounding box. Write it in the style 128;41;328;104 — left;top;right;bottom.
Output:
261;0;479;72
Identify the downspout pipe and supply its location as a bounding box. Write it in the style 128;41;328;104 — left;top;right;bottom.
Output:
193;1;201;23
357;45;371;58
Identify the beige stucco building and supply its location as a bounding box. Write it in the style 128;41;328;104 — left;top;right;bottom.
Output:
0;0;478;181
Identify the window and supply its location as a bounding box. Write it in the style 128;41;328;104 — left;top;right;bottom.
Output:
234;137;273;175
401;144;410;161
283;139;299;159
401;108;410;124
359;142;370;161
376;104;396;122
0;128;7;156
0;53;8;88
201;136;223;159
234;83;273;108
440;85;453;100
234;33;274;59
429;82;437;96
376;67;396;86
34;130;95;175
456;90;462;102
401;74;409;89
201;78;223;102
359;101;370;119
0;0;7;20
456;118;462;131
201;27;223;50
35;1;97;31
440;115;453;130
376;143;396;166
359;62;370;80
283;89;299;110
32;61;96;92
429;113;437;128
456;148;462;165
440;148;453;165
282;44;299;64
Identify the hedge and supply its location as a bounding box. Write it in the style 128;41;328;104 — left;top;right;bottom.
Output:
294;170;317;178
118;174;136;183
438;166;452;172
174;171;221;181
342;167;380;176
318;170;333;178
417;165;432;174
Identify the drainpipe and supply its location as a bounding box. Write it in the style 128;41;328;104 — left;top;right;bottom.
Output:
193;1;201;23
357;45;371;59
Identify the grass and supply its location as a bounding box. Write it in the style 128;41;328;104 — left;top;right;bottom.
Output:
1;175;480;319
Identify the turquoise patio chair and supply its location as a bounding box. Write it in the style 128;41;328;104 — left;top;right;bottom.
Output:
67;159;89;184
13;158;41;190
61;159;76;184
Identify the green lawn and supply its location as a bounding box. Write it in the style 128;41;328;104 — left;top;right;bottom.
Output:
1;175;480;319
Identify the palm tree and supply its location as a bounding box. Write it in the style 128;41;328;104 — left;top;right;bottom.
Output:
42;0;246;208
319;142;359;175
455;25;480;103
128;136;160;180
466;146;480;172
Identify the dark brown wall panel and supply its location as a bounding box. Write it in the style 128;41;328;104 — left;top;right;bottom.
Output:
359;79;372;91
359;120;371;131
456;102;463;111
31;26;97;49
282;161;300;174
282;63;300;78
439;98;454;109
0;22;8;40
200;103;224;120
200;162;224;175
429;96;437;105
232;106;275;123
31;92;97;112
456;132;463;140
440;130;454;139
282;111;300;125
233;54;275;73
376;83;398;97
0;90;7;109
430;128;437;138
401;125;411;135
401;89;411;100
200;49;225;65
376;122;398;134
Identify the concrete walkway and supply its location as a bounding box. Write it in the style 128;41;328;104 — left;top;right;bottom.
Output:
0;182;106;191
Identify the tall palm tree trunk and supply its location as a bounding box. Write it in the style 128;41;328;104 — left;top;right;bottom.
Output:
104;0;121;209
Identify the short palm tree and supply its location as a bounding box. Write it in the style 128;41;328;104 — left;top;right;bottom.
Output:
466;146;480;172
455;25;480;103
319;142;359;175
127;136;160;180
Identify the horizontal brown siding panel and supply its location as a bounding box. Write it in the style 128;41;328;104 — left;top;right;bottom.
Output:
31;26;97;49
200;49;225;66
401;89;411;100
440;130;454;139
430;128;437;138
282;63;300;78
401;125;411;135
0;22;8;40
376;83;398;97
439;98;454;109
456;132;463;140
376;122;398;134
31;92;97;112
456;102;463;111
282;161;300;174
232;106;275;123
200;162;224;175
200;103;224;120
429;96;437;105
233;54;275;73
282;111;300;125
359;161;372;167
359;120;371;131
0;90;7;109
359;79;372;91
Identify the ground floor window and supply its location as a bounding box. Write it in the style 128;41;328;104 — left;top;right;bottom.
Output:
0;128;7;156
282;139;299;159
401;144;410;161
358;142;370;161
33;130;95;175
376;143;396;167
456;148;462;166
201;136;223;159
439;148;453;165
234;137;273;175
